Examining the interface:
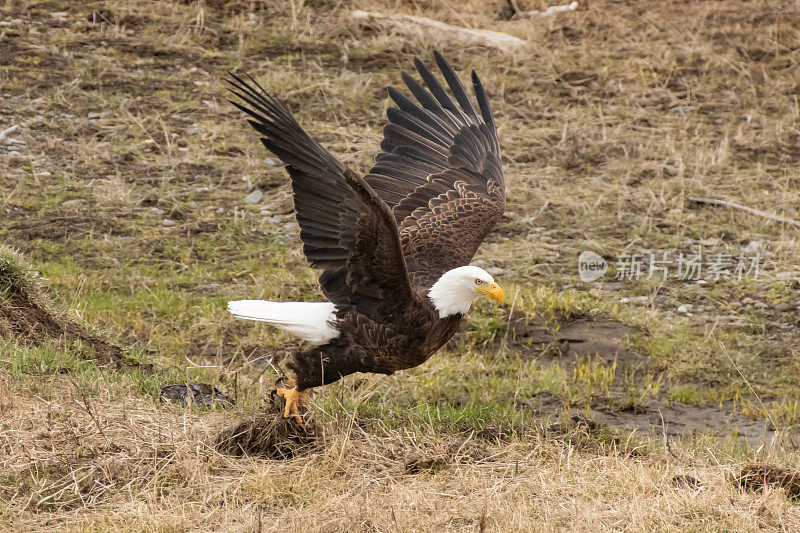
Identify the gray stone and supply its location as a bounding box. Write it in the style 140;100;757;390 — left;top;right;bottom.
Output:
620;296;649;304
486;266;509;276
244;189;263;203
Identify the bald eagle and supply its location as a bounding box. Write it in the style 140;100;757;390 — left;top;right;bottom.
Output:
227;53;505;422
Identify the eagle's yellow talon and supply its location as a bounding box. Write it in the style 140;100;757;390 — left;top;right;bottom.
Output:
276;380;308;424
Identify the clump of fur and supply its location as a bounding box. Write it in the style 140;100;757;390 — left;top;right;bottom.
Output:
215;392;319;459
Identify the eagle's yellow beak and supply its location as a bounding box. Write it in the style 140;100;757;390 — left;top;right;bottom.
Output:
476;282;504;304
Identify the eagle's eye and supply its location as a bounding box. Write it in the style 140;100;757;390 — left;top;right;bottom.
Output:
475;279;483;285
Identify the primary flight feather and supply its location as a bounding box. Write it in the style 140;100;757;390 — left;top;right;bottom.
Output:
226;52;505;422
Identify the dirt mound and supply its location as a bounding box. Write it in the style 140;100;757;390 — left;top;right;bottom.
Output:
735;464;800;498
0;247;130;368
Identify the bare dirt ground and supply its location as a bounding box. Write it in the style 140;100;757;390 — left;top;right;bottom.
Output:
1;0;800;530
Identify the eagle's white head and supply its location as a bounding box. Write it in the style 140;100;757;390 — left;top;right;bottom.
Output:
428;265;505;318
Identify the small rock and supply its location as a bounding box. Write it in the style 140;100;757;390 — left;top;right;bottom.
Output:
216;207;224;214
150;207;166;215
620;296;649;304
486;266;509;276
264;158;279;166
774;302;793;312
244;189;263;203
669;105;697;115
87;111;110;119
162;218;177;227
729;301;742;311
61;199;82;208
677;304;695;314
741;297;755;306
742;241;762;254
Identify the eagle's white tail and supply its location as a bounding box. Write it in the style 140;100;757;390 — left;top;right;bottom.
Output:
227;300;339;345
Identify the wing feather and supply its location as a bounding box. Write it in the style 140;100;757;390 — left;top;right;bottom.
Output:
227;73;414;317
364;54;506;291
229;54;505;308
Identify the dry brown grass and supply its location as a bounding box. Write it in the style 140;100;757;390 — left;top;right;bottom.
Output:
3;379;800;532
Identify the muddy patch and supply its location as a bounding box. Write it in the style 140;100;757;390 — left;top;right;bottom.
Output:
500;310;649;372
526;392;787;444
501;307;790;444
589;401;778;443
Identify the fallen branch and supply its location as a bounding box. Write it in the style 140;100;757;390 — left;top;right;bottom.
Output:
0;124;19;143
351;10;529;54
688;196;800;228
518;1;579;18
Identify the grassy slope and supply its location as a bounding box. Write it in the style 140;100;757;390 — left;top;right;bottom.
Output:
1;0;799;530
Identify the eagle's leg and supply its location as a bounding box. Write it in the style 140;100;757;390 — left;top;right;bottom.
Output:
275;379;308;424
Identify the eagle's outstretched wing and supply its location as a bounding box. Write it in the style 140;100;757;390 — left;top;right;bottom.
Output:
226;74;414;319
364;53;506;291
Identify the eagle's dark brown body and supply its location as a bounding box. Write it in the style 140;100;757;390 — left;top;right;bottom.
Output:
289;305;462;389
227;53;505;391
